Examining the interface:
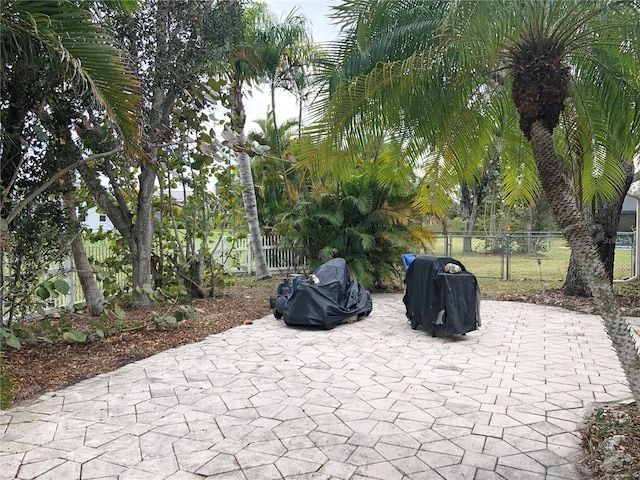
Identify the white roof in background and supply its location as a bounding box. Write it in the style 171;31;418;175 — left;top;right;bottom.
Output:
623;194;639;212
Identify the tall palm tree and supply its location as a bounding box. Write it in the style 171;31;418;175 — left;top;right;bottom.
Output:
312;0;640;401
252;6;310;156
226;2;277;280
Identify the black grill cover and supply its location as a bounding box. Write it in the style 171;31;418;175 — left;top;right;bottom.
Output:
283;258;373;329
403;256;479;334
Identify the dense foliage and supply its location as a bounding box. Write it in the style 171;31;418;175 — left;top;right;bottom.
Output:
275;159;432;289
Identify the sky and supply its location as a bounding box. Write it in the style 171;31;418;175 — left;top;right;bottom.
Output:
244;0;338;131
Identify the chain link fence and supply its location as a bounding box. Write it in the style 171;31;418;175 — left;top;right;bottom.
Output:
428;232;637;282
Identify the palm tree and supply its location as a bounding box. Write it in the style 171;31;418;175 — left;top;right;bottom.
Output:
312;0;640;401
497;2;640;401
277;136;433;289
251;6;310;156
0;0;140;169
0;0;141;210
226;2;275;280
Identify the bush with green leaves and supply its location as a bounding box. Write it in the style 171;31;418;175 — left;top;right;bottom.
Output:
1;201;74;327
274;164;433;290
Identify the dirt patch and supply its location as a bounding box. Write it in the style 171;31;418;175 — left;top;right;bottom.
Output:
5;278;278;402
581;401;640;480
491;288;640;317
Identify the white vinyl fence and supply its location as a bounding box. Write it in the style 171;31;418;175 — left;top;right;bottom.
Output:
214;235;304;275
45;235;303;310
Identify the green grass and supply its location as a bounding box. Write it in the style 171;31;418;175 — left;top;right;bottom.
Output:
428;234;635;282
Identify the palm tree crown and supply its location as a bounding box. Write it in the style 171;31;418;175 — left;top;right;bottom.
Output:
312;0;640;402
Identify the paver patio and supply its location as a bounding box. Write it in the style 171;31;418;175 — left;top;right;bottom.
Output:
0;294;635;479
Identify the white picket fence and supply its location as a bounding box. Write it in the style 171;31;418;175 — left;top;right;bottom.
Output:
215;235;303;275
48;235;302;310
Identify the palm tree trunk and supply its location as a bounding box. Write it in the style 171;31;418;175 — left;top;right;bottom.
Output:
233;80;270;279
530;120;640;402
270;84;282;157
563;159;634;296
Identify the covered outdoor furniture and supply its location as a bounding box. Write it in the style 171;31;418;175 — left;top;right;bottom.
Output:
403;255;480;335
283;258;373;329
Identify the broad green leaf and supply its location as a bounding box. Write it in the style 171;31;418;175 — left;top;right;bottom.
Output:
74;331;88;342
63;331;87;343
63;332;76;343
6;335;22;349
36;286;50;300
96;271;109;281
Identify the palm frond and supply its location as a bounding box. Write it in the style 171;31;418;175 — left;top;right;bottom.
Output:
1;0;141;147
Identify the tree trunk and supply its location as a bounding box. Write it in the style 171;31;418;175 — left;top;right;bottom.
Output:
526;206;535;254
530;120;640;402
78;160;155;308
233;79;270;279
563;160;634;296
63;191;105;316
461;182;481;253
130;166;155;308
271;84;281;157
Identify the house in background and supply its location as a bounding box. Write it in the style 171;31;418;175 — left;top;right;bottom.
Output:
82;188;196;232
619;194;639;232
618;194;639;282
83;207;114;232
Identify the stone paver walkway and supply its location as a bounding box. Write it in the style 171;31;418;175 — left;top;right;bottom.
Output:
1;295;635;480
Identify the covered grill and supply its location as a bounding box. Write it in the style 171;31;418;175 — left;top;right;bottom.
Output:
403;255;480;336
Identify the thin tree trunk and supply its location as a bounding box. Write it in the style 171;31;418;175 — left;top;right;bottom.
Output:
526;206;535;254
271;84;281;157
530;120;640;402
233;79;270;279
461;183;481;253
63;191;105;316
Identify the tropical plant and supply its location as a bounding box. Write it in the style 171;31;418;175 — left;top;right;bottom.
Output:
250;5;311;155
0;0;141;174
248;112;301;222
278;137;433;289
0;0;141;316
310;0;640;401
